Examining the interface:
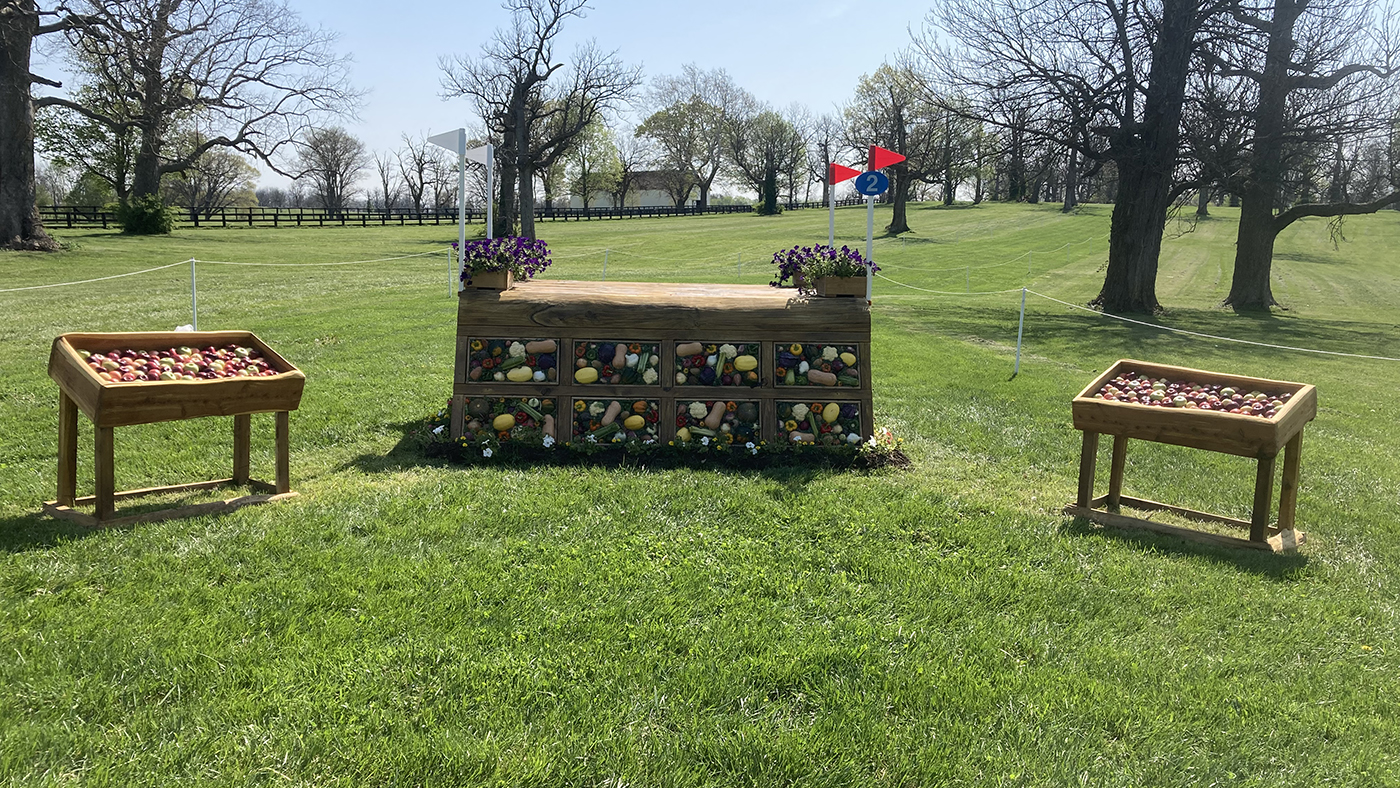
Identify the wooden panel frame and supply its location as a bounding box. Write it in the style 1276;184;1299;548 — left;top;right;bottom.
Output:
453;281;874;447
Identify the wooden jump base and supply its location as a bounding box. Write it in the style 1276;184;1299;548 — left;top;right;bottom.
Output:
46;331;305;527
452;280;873;446
1067;359;1317;553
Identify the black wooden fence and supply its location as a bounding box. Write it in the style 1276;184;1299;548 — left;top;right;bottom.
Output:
36;198;866;230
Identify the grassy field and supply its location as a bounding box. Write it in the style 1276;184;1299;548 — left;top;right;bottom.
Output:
1;203;1398;786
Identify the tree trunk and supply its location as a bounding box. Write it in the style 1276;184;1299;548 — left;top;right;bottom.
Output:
0;0;58;250
1093;0;1196;313
886;165;911;233
1226;0;1304;310
761;168;777;215
1196;188;1210;217
1062;148;1078;213
518;160;536;240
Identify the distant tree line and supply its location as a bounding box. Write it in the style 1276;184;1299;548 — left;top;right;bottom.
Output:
7;0;1396;314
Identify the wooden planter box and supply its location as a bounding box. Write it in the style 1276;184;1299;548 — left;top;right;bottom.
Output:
453;280;873;448
46;331;306;526
1067;358;1317;552
814;276;866;298
464;269;514;290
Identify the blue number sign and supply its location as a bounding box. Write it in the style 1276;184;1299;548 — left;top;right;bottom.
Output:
854;171;889;196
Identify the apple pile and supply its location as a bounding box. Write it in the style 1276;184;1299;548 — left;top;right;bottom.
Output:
78;344;279;383
1092;372;1292;418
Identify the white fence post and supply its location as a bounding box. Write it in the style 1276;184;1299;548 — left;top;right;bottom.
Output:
1014;287;1027;377
602;249;608;280
190;259;198;330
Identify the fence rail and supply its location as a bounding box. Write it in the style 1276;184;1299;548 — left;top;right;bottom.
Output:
37;198;866;230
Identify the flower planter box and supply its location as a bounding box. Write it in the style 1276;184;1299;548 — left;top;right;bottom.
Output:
1066;358;1317;552
451;281;872;447
45;330;305;526
814;276;866;298
465;269;514;290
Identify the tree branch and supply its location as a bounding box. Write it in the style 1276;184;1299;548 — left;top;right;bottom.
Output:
1273;190;1400;232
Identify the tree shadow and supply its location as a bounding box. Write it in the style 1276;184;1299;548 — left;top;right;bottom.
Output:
1058;514;1310;580
0;511;128;554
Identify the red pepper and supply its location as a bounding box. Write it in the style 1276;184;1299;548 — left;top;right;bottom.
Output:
676;415;687;427
481;358;494;370
646;411;658;423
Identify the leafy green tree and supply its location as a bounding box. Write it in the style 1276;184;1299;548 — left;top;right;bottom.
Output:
567;121;621;208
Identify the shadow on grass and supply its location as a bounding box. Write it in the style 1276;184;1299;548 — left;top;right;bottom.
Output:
1058;515;1310;580
0;511;111;553
881;300;1400;361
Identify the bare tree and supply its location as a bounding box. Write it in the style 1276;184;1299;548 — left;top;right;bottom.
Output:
164;144;259;218
1214;0;1400;309
295;126;368;212
397;133;435;213
806;112;849;205
612;127;650;206
439;0;641;239
641;64;733;206
916;0;1236;312
372;150;401;212
46;0;357;203
723;89;806;215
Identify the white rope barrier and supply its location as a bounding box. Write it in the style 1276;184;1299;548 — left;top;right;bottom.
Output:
1026;290;1400;362
191;249;449;267
0;260;191;293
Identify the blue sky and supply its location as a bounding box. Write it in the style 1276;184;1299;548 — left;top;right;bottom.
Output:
277;0;937;185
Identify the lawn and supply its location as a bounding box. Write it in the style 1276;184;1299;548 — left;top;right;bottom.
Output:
1;203;1398;786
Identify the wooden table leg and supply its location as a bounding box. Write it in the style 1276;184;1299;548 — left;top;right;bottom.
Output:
449;395;466;441
57;392;79;507
233;414;251;485
1277;432;1303;532
1250;452;1277;542
275;411;291;494
1077;430;1100;508
1107;435;1128;511
95;426;115;521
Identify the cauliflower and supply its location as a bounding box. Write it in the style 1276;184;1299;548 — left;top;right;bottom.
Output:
589;401;605;417
675;372;687;384
822;346;838;361
688;402;707;419
792;404;809;420
493;371;505;381
509;341;525;358
642;368;658;384
719;344;737;358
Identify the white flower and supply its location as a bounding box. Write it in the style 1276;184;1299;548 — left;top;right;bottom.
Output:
701;436;710;446
432;425;445;435
688;402;707;419
822;346;837;361
482;447;493;458
792;404;809;420
589;401;605;416
865;435;878;448
625;353;639;368
587;434;597;443
745;441;755;449
542;434;555;447
642;368;658;384
509;341;525;358
798;360;810;374
719;344;737;357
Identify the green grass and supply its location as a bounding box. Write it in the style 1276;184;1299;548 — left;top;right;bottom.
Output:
2;203;1399;786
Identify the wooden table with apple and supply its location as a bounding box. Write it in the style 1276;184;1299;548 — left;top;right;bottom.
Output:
45;331;305;527
1066;358;1317;552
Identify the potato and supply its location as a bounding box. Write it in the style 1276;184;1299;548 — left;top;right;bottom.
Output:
675;342;703;356
525;339;556;354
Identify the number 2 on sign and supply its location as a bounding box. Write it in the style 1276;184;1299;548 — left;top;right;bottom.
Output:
863;174;878;190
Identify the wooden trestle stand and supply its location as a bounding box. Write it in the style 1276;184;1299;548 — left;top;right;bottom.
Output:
1066;359;1317;552
45;331;306;527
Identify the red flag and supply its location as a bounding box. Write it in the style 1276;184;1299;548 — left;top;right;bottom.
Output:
868;145;906;170
829;162;862;185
